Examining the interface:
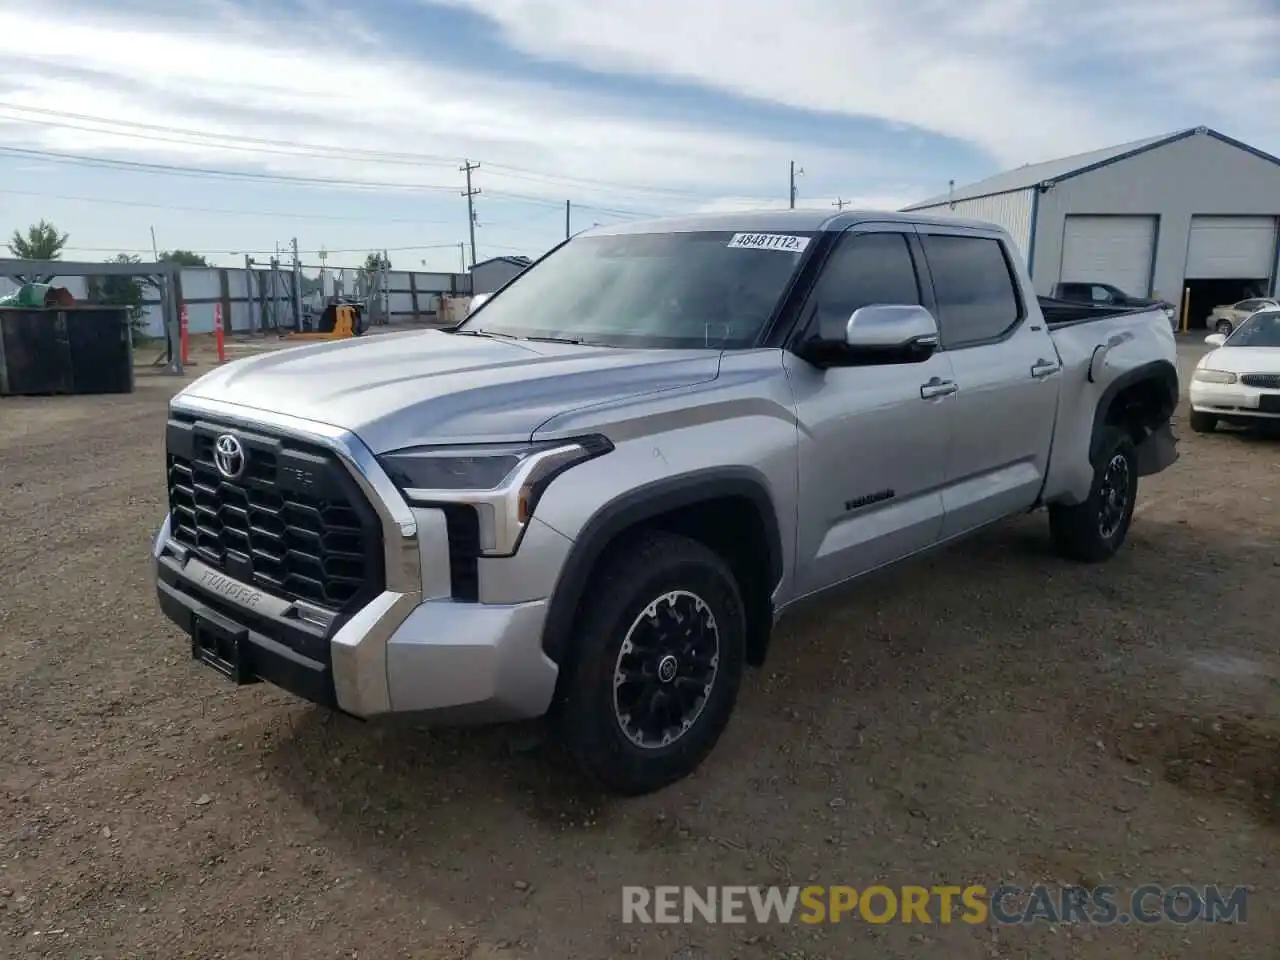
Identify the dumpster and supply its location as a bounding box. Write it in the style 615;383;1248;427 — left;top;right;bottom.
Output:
0;306;134;396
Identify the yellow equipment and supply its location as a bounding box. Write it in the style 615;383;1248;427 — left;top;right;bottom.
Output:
286;303;365;341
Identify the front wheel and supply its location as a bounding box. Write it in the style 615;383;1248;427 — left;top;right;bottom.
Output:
1048;427;1139;563
556;531;746;795
1189;409;1218;433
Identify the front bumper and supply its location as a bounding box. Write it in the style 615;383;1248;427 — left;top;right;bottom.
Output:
1189;381;1280;420
152;396;560;723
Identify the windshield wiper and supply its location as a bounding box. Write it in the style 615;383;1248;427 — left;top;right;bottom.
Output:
451;328;518;339
522;335;585;344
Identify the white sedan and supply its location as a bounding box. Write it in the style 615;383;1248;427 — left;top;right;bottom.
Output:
1189;308;1280;432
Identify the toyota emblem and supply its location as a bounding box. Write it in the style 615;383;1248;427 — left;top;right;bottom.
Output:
213;433;246;480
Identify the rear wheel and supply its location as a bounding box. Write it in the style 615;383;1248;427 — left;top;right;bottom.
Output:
1189;409;1218;433
1048;427;1139;563
556;531;746;795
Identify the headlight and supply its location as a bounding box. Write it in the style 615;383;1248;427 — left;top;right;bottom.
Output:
378;435;612;555
1192;369;1237;384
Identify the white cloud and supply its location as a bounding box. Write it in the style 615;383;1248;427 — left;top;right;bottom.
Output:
0;3;895;212
433;0;1280;166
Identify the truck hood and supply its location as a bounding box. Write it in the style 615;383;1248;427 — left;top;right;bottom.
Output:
177;329;721;453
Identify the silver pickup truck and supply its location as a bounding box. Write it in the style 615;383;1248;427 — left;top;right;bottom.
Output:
152;210;1179;794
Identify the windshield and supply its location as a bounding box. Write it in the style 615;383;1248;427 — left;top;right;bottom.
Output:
1226;309;1280;347
456;230;815;348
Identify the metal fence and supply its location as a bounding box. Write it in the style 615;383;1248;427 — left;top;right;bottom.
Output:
0;264;473;337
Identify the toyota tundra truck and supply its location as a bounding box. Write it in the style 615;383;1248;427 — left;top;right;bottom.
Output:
152;210;1180;795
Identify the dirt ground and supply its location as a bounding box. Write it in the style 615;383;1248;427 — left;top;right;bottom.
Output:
2;339;1278;959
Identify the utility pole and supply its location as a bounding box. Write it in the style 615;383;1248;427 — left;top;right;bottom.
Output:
148;225;161;358
460;159;481;269
290;237;302;330
565;200;571;240
789;161;804;209
832;197;849;211
245;254;258;334
382;248;391;325
458;242;465;274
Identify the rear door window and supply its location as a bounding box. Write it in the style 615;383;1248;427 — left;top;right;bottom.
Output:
919;234;1023;349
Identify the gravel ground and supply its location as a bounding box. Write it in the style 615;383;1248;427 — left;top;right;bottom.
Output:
2;339;1278;959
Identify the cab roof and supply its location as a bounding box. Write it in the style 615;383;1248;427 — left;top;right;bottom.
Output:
585;208;1002;237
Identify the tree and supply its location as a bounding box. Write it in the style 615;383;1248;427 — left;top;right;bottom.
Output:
159;249;209;267
88;253;158;338
8;219;68;260
7;219;69;283
363;251;391;272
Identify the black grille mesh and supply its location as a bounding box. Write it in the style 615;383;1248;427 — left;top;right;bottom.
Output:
1240;373;1280;390
166;417;384;613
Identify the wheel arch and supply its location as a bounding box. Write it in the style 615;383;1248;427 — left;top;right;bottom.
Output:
541;467;784;671
1088;359;1179;465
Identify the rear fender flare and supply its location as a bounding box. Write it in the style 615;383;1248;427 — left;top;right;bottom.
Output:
1088;359;1179;465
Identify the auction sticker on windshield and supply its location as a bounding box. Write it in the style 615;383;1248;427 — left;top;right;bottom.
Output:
727;233;810;253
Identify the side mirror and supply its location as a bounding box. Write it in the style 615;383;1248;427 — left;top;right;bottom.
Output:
1204;333;1227;347
844;304;939;356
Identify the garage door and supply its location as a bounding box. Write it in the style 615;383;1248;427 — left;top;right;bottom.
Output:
1186;216;1278;279
1060;215;1157;298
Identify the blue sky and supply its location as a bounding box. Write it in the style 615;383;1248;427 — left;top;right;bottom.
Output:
0;0;1277;270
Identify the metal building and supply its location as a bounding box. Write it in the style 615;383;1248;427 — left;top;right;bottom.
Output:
469;255;533;295
902;127;1280;328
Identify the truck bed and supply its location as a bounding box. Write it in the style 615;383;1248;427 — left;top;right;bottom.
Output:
1036;296;1152;329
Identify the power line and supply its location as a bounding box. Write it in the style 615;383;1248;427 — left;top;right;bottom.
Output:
0;187;458;224
0;143;664;221
0;102;731;203
57;242;466;256
0;145;459;193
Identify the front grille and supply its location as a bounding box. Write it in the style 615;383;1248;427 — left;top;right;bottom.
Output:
166;415;385;615
1241;373;1280;389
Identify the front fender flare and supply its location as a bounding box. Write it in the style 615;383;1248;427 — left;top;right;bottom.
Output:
539;467;783;666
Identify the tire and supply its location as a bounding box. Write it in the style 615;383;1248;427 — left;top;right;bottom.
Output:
1189;409;1218;433
1215;319;1234;336
1048;427;1139;563
555;531;746;795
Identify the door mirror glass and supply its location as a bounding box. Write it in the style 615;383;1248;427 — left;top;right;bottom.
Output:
1204;333;1227;347
845;304;940;355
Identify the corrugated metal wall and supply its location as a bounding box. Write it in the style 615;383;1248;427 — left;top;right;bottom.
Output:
908;188;1036;261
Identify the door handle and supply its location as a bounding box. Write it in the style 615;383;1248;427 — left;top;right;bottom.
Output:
1030;359;1061;379
920;377;958;400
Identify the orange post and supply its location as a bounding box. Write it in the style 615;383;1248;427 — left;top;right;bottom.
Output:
180;303;190;365
214;302;226;362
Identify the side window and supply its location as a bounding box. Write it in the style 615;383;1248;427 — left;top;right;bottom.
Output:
806;232;921;340
920;234;1022;348
1238;299;1261;311
1090;285;1114;303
